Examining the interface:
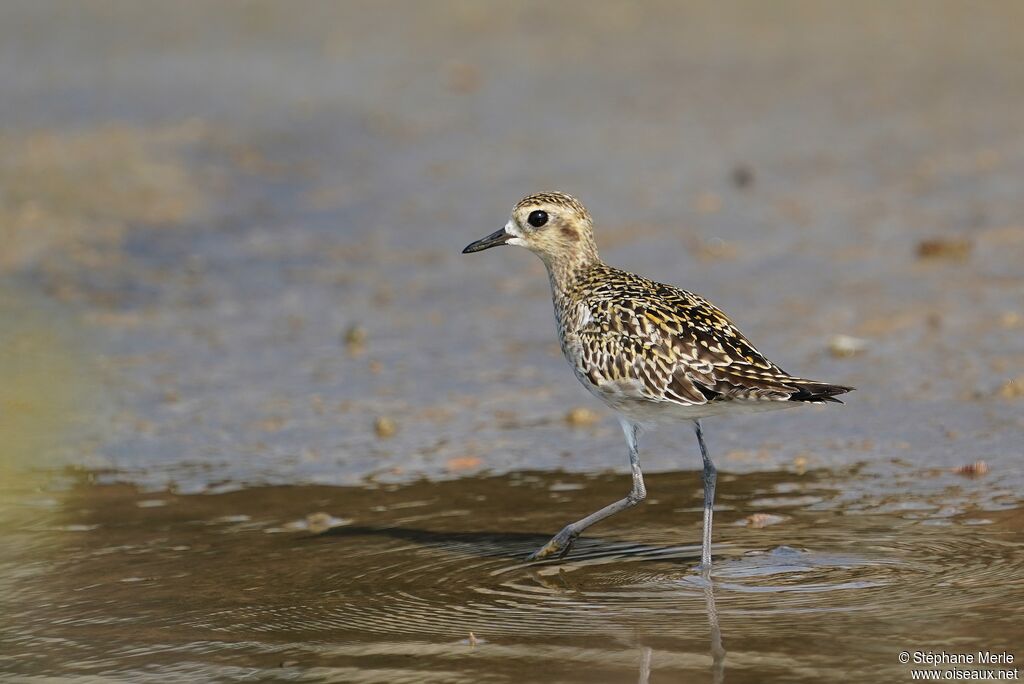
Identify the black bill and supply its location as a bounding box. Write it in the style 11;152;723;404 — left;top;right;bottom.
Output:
462;228;510;254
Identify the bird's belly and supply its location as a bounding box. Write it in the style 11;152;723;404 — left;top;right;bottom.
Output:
574;371;797;424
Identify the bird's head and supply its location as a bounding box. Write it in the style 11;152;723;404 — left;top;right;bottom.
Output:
463;191;600;268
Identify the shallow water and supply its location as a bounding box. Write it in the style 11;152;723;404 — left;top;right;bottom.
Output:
1;1;1023;681
3;468;1022;682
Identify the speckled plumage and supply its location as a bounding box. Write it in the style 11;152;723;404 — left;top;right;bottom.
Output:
502;191;853;419
553;262;851;422
463;190;852;568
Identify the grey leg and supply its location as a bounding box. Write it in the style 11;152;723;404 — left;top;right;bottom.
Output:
694;420;717;571
527;418;646;561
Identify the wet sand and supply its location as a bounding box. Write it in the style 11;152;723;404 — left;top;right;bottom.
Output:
1;1;1022;681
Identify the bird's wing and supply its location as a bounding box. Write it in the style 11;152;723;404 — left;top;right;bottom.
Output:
572;275;850;407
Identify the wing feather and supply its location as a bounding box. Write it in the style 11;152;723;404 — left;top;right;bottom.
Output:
565;266;853;408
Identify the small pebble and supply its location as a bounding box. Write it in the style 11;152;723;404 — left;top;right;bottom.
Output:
1000;311;1021;328
446;455;482;471
374;416;397;438
731;164;755;189
952;461;989;477
738;513;787;528
997;376;1024;399
343;324;367;353
304;512;350;534
565;406;600;426
828;334;867;358
916;238;972;261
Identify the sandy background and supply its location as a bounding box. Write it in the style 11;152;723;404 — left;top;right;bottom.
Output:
3;2;1023;490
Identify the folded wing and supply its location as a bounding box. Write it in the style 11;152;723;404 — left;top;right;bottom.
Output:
572;276;853;408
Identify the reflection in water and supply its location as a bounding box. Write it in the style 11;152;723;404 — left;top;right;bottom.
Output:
639;578;726;684
638;645;652;684
705;576;727;684
1;469;1020;681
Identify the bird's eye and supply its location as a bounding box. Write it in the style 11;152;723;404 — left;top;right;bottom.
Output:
527;210;549;228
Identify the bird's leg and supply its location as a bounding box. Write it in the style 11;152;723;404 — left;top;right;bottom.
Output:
527;419;646;561
694;419;717;572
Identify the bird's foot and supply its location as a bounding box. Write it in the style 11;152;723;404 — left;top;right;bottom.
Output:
526;527;579;562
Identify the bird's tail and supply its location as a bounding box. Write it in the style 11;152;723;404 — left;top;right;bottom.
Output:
785;379;855;404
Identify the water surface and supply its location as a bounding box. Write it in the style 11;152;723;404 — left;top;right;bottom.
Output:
3;468;1021;682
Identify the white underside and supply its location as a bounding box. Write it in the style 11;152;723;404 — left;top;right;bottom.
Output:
611;396;799;425
575;373;799;426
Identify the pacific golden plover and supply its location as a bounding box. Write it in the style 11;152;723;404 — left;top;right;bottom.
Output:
463;191;852;571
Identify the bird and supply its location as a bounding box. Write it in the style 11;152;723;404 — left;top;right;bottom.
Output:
463;191;852;571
